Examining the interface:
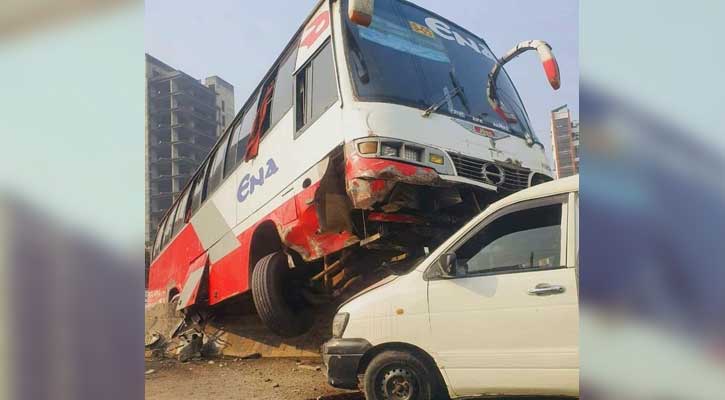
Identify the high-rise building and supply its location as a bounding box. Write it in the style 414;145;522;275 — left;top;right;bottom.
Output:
145;54;234;268
550;105;579;178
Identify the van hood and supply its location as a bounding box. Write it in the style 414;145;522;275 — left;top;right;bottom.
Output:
337;274;399;310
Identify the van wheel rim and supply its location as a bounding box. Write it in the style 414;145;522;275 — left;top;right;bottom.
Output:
380;367;416;400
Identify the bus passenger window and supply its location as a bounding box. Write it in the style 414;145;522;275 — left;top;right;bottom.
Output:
295;41;338;134
234;92;259;165
201;156;215;203
161;205;177;248
295;65;312;131
258;83;274;136
152;219;165;257
224;122;243;178
270;48;296;129
171;188;191;237
207;132;230;195
190;163;207;213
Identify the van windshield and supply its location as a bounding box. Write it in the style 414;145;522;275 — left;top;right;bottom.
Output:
342;0;536;141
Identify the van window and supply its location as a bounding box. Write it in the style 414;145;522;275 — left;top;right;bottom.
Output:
456;203;563;276
235;92;260;165
207;132;230;195
270;48;297;128
295;41;338;133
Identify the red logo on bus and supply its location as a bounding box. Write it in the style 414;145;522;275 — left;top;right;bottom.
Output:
301;11;330;48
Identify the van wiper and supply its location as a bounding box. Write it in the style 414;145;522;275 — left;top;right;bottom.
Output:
422;71;471;118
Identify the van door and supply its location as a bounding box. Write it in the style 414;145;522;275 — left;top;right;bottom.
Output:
427;195;578;397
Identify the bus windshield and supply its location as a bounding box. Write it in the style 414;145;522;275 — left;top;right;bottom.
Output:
342;0;536;141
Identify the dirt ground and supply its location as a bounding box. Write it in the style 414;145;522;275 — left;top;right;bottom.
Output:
145;357;574;400
144;357;362;400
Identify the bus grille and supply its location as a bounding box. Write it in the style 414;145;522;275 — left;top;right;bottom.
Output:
448;152;532;192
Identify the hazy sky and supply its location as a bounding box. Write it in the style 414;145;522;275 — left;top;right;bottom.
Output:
145;0;579;156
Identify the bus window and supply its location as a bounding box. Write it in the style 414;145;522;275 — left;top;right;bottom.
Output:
161;204;177;249
152;218;165;258
234;92;259;165
270;47;297;129
190;163;206;214
201;156;215;203
207;132;230;195
259;81;275;136
295;62;312;130
295;40;338;134
171;188;191;237
224;121;242;178
183;180;195;222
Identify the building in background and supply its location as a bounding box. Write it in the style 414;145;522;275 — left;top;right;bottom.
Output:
145;54;234;271
550;105;580;178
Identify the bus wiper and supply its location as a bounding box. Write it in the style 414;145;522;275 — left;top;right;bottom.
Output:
422;71;471;118
448;70;471;115
421;86;462;118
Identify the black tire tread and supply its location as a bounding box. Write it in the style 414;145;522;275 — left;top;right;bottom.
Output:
364;350;447;400
251;252;311;337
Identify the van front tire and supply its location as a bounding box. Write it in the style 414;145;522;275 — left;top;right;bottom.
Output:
251;252;313;337
363;350;446;400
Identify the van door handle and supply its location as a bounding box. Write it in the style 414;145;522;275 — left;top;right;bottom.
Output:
528;283;565;296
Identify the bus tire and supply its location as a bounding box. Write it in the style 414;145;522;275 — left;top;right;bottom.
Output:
251;251;313;337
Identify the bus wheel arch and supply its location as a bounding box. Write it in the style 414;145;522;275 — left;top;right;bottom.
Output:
248;220;283;285
250;251;313;337
248;220;314;337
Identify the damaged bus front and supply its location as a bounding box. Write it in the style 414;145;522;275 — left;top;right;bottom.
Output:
147;0;561;338
335;0;558;261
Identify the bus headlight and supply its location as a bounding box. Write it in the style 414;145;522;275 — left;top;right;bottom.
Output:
402;146;423;162
358;141;378;154
331;312;350;338
429;153;444;165
381;143;400;157
353;137;454;175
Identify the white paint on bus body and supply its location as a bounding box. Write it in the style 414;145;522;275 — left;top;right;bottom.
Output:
296;2;333;71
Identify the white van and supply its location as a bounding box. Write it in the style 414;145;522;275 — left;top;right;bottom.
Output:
322;175;579;399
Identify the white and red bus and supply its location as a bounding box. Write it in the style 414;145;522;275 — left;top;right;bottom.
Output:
147;0;561;336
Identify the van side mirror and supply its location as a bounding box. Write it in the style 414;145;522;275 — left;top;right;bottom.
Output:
349;0;374;27
438;253;457;277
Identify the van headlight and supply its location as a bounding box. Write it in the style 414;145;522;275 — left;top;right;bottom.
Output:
331;312;350;338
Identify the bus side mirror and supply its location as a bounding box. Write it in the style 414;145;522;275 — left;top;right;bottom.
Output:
487;40;560;126
438;253;457;277
349;0;374;27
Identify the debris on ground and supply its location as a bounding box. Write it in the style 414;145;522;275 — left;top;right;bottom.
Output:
239;352;261;360
145;369;156;375
178;332;203;362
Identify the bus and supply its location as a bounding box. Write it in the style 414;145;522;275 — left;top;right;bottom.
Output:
147;0;562;337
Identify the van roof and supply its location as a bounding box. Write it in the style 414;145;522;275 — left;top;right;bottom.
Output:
485;174;579;215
